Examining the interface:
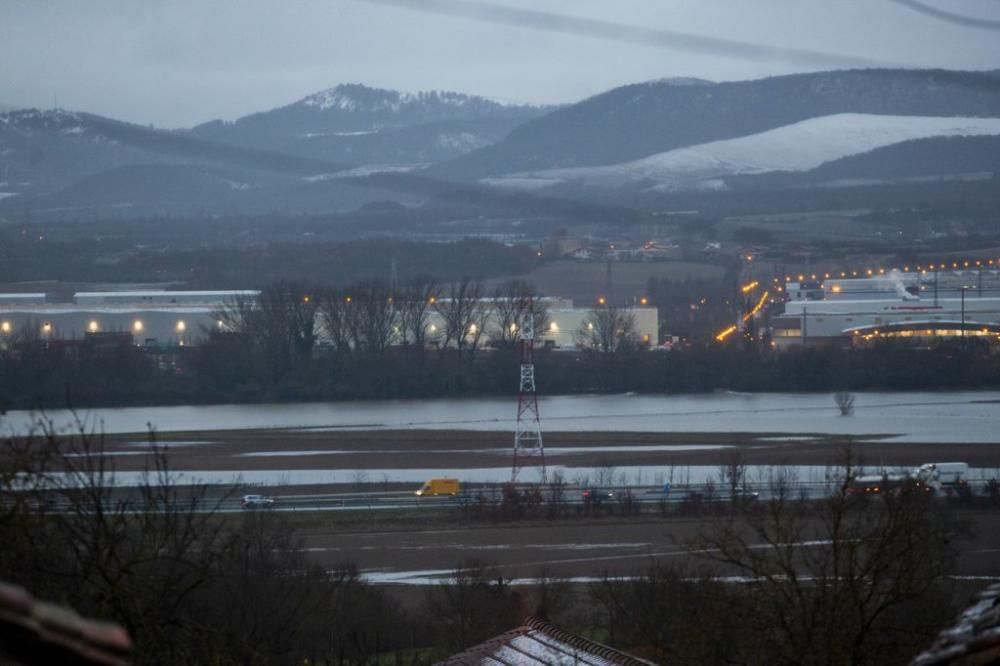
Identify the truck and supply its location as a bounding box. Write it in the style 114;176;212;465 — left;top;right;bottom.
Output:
914;462;969;486
415;478;460;497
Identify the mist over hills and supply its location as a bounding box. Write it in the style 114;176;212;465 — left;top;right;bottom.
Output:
2;70;1000;221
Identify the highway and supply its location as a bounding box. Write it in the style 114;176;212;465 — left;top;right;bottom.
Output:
25;477;995;514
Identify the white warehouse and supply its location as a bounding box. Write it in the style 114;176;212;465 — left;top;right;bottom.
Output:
771;271;1000;346
0;291;658;350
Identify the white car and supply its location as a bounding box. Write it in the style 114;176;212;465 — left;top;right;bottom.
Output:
241;494;275;509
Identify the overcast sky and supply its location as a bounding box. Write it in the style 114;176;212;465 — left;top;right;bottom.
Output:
2;0;999;128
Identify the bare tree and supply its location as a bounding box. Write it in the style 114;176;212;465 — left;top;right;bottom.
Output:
396;277;438;350
213;283;317;382
434;277;484;358
489;279;549;348
350;280;397;355
691;445;955;666
575;306;640;353
424;559;522;651
317;287;357;357
835;391;855;416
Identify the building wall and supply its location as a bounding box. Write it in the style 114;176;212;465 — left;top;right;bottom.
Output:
0;307;220;346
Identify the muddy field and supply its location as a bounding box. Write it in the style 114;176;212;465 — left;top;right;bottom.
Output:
85;428;1000;476
287;509;1000;586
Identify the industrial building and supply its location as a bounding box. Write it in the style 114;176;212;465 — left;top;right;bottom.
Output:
771;271;1000;347
0;291;258;347
0;291;658;350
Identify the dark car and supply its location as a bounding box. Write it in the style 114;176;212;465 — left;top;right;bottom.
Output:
581;488;615;504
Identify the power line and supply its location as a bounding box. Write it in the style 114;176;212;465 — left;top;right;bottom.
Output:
357;0;892;68
890;0;1000;31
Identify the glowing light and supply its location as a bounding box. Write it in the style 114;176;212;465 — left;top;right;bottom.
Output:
429;324;437;333
41;322;52;334
303;295;310;303
133;320;144;333
639;297;649;305
831;285;841;293
549;322;559;333
345;296;352;303
740;281;759;293
88;321;99;333
597;296;606;305
428;296;436;304
468;324;477;334
715;325;738;342
743;291;769;321
176;320;186;333
0;321;10;334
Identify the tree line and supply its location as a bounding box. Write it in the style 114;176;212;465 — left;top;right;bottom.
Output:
2;277;999;409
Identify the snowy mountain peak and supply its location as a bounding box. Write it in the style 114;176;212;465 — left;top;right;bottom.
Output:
0;108;84;132
297;84;524;114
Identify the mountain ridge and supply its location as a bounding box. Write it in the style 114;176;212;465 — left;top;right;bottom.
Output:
431;68;1000;179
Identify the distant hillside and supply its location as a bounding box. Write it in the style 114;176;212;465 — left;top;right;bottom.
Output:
435;68;1000;179
0;109;349;196
729;134;1000;189
191;83;550;165
0;108;431;218
486;114;1000;192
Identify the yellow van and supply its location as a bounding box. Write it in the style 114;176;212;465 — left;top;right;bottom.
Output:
415;478;460;497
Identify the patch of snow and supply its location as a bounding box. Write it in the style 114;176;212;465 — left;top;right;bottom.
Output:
482;176;566;191
492;113;1000;191
0;192;19;200
300;130;379;138
303;163;423;181
434;132;490;152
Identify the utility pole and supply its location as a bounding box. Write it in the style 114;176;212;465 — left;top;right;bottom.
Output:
511;300;545;484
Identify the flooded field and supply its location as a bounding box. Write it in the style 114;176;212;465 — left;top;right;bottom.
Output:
6;390;1000;443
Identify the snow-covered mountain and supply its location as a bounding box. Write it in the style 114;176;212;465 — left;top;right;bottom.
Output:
191;83;550;164
434;69;1000;180
484;114;1000;191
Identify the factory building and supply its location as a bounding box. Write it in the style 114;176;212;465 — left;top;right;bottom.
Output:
771;271;1000;347
0;291;658;350
0;291;258;347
